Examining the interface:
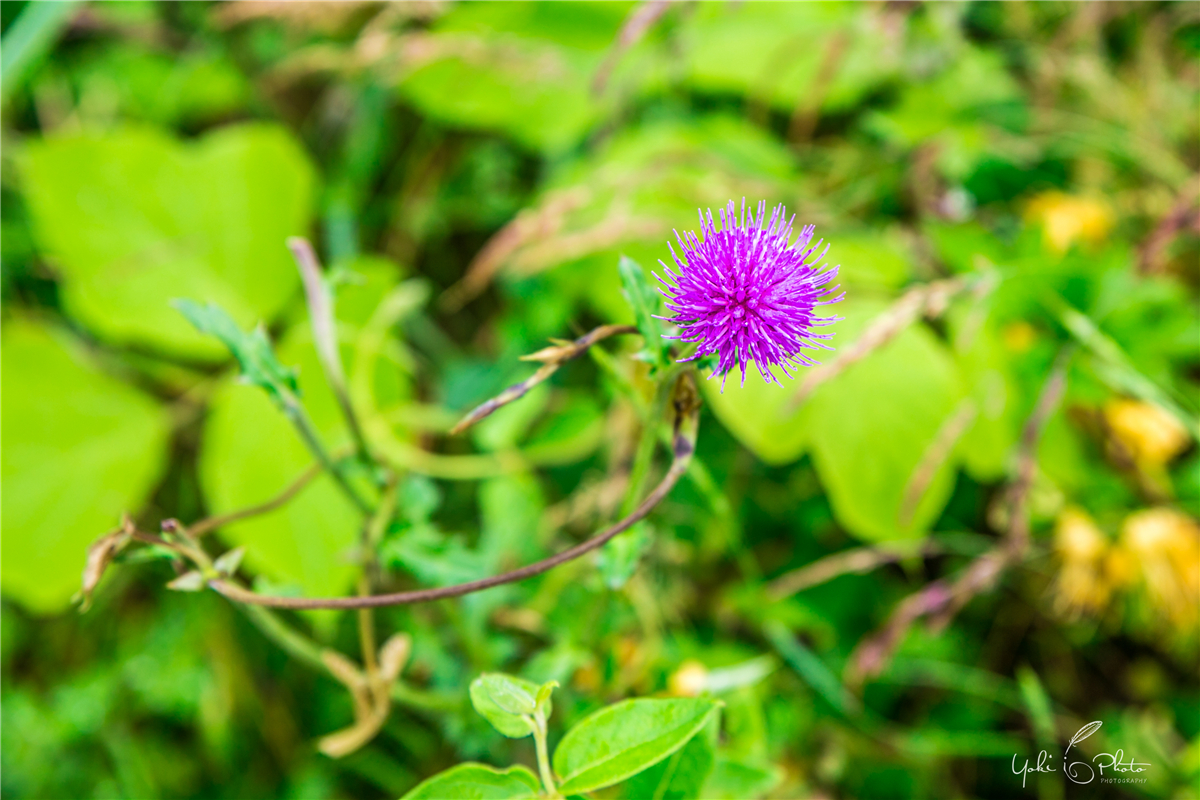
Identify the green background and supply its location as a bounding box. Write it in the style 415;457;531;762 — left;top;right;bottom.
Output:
2;2;1197;798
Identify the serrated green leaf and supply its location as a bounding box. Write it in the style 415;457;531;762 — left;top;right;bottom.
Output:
618;255;669;370
173;299;297;405
553;698;722;795
399;763;541;800
1;321;171;613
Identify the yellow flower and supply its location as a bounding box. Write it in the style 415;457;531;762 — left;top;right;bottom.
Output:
667;660;709;697
1025;192;1113;253
1052;507;1113;618
1121;508;1200;631
1104;399;1190;467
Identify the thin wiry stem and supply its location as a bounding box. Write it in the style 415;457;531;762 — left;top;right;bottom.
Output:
451;324;638;435
207;372;701;611
188;460;326;537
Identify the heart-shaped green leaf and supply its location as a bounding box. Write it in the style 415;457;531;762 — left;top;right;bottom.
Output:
399;763;541;800
553;697;721;795
1;321;171;612
22;124;314;358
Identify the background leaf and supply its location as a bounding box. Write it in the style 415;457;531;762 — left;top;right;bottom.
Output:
1;321;170;612
21;124;314;357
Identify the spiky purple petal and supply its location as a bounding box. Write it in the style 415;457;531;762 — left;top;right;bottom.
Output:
655;199;843;390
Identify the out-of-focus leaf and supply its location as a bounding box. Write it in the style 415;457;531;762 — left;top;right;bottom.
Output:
521;391;605;464
680;3;899;113
804;299;965;541
596;522;651;590
22;124;314;357
553;697;721;795
398;763;541;800
478;473;545;568
1;321;170;612
397;2;629;153
621;715;717;800
701;757;782;800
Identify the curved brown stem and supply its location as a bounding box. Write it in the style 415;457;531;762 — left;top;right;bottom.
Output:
208;372;701;611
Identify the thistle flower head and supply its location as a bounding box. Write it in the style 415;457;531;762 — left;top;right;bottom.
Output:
656;199;843;389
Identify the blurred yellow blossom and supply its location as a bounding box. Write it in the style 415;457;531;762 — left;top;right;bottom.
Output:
1052;507;1113;618
1122;508;1200;632
668;660;709;697
1105;399;1190;466
1025;191;1113;253
1001;321;1038;353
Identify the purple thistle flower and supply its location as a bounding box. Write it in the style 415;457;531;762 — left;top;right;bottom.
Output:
655;199;844;390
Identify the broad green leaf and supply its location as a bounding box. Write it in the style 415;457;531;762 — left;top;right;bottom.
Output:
621;718;716;800
1;321;170;612
399;763;541;800
680;3;898;113
174;300;298;406
804;300;965;542
396;3;629;153
469;673;554;738
197;261;408;605
618;255;669;369
22;124;314;357
706;295;965;540
553;697;721;795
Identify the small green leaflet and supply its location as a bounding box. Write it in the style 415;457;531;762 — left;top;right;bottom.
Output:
173;299;298;405
469;673;556;739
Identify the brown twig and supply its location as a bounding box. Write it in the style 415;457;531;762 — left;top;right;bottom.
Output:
1138;175;1200;275
592;0;671;95
766;541;943;601
450;324;638;435
205;372;700;610
788;277;971;410
846;351;1072;684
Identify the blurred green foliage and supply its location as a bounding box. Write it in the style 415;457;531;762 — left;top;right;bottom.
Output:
2;2;1198;799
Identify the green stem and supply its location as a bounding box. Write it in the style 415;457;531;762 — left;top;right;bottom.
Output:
532;713;560;798
283;397;373;515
